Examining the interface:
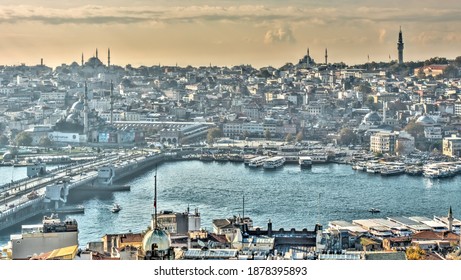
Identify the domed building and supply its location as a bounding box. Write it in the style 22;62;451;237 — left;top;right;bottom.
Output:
141;228;173;259
361;111;382;126
415;115;436;126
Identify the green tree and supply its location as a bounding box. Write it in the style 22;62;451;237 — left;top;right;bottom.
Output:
264;129;271;140
357;83;372;94
443;64;459;78
15;132;33;146
0;135;9;146
207;127;222;145
39;137;53;148
339;128;357;146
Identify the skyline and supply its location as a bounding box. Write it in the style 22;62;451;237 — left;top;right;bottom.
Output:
1;1;461;68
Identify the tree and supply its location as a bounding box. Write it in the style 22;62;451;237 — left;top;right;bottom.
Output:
39;137;53;148
443;64;459;79
0;135;9;146
295;130;304;142
285;133;293;143
406;245;426;260
404;120;425;140
339;128;357;146
264;129;271;140
15;132;33;146
207;127;222;145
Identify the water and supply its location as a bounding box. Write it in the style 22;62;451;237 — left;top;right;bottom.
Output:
1;161;461;248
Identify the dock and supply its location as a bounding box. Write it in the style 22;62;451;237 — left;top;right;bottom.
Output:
0;151;167;231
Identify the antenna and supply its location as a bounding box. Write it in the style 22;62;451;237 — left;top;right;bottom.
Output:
154;166;158;229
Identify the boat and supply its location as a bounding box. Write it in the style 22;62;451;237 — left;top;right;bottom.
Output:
381;166;405;176
248;156;268;168
263;156;286;169
111;203;121;213
368;208;381;214
299;156;312;169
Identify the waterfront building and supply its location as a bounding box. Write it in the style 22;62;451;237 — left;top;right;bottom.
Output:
370;131;396;154
9;214;78;260
442;134;461;157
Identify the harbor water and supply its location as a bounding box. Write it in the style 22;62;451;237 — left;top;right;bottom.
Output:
1;161;461;248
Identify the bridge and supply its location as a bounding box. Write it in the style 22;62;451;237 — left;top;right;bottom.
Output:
0;151;167;232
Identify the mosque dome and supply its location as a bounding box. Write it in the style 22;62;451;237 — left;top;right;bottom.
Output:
362;111;382;125
142;228;170;253
86;56;104;68
416;115;435;125
70;99;84;113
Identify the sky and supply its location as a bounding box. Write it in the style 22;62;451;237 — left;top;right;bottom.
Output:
1;0;461;68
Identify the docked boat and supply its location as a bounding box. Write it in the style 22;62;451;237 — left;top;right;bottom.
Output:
111;203;122;213
299;156;312;169
248;156;268;168
381;166;405;176
263;156;286;169
309;153;329;163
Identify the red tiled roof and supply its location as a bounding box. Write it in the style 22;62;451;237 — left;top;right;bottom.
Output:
412;231;459;241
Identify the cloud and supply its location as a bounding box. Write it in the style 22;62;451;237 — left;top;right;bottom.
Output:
264;26;296;44
0;4;460;28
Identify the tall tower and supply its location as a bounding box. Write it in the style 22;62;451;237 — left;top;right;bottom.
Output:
108;48;111;67
81;53;84;66
83;82;89;138
448;206;453;232
325;48;328;65
96;48;99;59
397;27;404;65
306;48;310;67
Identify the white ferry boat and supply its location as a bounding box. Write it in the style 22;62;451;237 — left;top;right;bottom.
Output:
381;166;405;176
310;153;328;163
263;156;286;169
298;156;312;169
248;156;268;168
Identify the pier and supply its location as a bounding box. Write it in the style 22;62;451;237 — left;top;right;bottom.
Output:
0;151;167;231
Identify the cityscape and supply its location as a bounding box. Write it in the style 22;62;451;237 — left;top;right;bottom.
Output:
1;1;461;261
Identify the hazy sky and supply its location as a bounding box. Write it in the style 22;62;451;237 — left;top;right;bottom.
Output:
1;0;460;68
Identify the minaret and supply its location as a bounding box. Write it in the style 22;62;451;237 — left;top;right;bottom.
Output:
110;80;114;125
306;48;310;67
325;48;328;65
382;101;387;124
448;206;453;232
81;53;84;66
108;48;111;67
96;48;99;59
397;27;404;65
83;82;89;137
